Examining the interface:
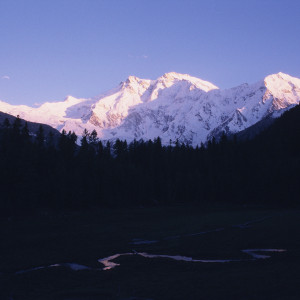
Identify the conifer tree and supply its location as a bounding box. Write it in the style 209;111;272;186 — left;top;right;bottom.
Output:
89;129;98;145
104;140;111;158
3;118;10;129
36;125;45;148
47;131;55;149
97;140;104;158
58;129;67;152
21;122;30;142
80;129;89;150
67;131;78;157
12;115;22;136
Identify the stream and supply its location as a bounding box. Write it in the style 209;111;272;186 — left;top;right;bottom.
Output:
14;216;286;275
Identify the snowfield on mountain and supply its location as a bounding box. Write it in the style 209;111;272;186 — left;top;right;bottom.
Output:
0;72;300;146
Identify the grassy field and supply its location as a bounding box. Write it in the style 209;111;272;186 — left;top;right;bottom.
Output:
1;205;300;299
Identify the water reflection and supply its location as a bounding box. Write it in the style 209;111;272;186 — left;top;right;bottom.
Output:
15;248;286;274
98;249;286;270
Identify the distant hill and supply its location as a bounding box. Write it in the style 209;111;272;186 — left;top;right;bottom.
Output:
0;111;61;140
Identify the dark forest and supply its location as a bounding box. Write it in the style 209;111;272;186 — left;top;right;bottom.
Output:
1;105;300;216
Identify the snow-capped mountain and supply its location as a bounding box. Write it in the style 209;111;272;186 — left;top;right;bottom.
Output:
0;72;300;146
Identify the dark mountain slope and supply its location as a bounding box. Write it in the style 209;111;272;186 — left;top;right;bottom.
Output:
0;111;61;138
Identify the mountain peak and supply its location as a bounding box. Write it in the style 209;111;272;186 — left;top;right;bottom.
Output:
264;72;300;90
160;72;196;81
125;75;141;83
158;72;218;92
64;95;78;102
264;72;297;82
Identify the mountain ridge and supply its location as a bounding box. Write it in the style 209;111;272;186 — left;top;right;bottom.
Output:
0;72;300;146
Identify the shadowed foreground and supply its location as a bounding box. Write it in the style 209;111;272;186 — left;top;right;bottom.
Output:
1;206;300;299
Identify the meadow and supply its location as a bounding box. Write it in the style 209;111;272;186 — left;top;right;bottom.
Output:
1;205;299;299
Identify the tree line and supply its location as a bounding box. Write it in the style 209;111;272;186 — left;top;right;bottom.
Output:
1;105;300;216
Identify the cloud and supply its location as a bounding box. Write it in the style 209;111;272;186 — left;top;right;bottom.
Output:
1;75;10;80
128;54;149;59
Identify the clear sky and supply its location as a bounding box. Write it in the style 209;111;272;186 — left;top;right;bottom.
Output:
0;0;299;106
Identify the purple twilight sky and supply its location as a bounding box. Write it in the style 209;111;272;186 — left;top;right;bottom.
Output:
0;0;299;106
